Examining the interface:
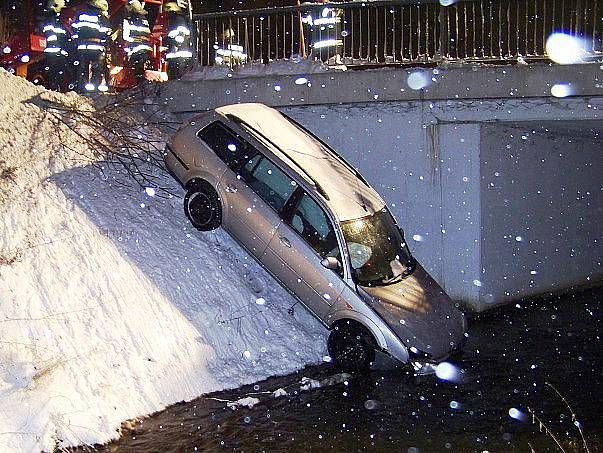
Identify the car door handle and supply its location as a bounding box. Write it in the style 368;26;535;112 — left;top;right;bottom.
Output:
225;186;237;193
279;236;292;248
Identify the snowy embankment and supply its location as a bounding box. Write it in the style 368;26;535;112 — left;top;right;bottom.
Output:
0;70;326;452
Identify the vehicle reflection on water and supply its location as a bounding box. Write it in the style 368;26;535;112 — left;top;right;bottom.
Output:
89;288;601;453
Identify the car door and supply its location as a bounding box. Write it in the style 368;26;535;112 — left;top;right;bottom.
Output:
220;151;297;260
262;191;346;321
197;121;270;258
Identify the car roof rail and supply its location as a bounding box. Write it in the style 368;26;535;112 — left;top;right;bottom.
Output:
225;113;330;201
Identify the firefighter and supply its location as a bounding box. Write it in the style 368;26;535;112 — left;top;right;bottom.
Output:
73;0;112;92
213;27;247;67
123;0;152;82
164;0;193;79
42;0;69;90
302;4;343;63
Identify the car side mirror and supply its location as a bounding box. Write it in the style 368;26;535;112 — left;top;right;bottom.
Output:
321;256;340;271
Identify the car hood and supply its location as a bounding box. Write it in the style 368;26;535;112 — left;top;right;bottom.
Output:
358;263;466;361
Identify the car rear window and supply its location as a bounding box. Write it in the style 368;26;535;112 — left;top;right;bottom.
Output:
197;122;257;170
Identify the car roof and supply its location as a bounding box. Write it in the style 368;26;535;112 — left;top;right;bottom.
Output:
214;103;385;222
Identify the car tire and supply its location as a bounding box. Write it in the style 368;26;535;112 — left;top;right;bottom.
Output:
184;181;222;231
327;321;376;372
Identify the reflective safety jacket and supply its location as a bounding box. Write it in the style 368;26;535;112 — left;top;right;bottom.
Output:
72;6;112;53
165;11;192;60
123;12;152;58
302;7;342;52
42;12;69;56
213;43;246;66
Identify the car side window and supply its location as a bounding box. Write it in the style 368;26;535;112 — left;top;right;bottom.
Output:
197;122;257;170
288;193;341;264
240;155;297;212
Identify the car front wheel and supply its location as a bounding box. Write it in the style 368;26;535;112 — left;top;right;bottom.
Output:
328;322;375;372
184;182;222;231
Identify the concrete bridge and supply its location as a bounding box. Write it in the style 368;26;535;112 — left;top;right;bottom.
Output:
159;63;602;311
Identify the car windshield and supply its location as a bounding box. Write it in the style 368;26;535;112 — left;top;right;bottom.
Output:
341;209;415;287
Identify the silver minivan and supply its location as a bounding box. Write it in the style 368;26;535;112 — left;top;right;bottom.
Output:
165;103;466;371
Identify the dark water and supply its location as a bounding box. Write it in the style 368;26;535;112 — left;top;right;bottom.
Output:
85;288;601;453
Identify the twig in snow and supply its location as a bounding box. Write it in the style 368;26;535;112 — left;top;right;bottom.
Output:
287;300;301;315
0;306;98;323
527;406;567;453
545;381;591;453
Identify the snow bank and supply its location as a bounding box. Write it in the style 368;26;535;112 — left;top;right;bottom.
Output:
0;69;326;452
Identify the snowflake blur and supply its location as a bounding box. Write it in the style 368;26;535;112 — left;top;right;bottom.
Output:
435;362;461;382
546;33;587;65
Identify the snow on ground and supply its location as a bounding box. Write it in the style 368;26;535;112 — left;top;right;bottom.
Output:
0;69;326;452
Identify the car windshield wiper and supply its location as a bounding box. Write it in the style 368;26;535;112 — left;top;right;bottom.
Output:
381;273;405;285
359;274;400;287
358;277;388;287
379;257;417;285
356;255;417;287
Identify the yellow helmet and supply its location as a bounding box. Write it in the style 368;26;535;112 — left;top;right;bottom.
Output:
163;2;182;12
90;0;109;11
128;0;146;14
47;0;66;12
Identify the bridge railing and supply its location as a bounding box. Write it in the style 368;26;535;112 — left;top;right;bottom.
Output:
193;0;602;68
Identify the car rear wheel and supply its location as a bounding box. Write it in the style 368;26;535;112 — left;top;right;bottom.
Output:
328;321;376;372
184;182;222;231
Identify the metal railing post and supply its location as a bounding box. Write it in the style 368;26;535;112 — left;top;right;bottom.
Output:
192;0;602;69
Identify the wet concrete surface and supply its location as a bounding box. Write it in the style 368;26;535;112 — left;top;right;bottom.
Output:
80;288;601;453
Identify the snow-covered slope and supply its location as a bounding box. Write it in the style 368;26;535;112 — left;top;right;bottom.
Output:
0;70;326;452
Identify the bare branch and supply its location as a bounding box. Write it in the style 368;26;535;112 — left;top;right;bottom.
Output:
39;87;181;197
545;381;591;453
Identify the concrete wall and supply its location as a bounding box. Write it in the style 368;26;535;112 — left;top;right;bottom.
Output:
162;63;603;112
279;102;603;310
479;122;603;304
161;63;603;310
281;105;483;307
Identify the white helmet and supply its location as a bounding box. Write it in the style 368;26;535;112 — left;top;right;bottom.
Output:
48;0;66;12
128;0;146;14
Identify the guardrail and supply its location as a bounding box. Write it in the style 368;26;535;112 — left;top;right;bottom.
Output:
193;0;602;68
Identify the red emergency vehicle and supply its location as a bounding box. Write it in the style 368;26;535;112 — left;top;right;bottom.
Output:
0;1;47;83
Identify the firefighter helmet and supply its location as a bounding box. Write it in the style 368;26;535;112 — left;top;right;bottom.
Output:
128;0;146;14
220;27;235;40
47;0;66;12
89;0;109;11
164;0;188;12
163;2;182;12
163;2;181;12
